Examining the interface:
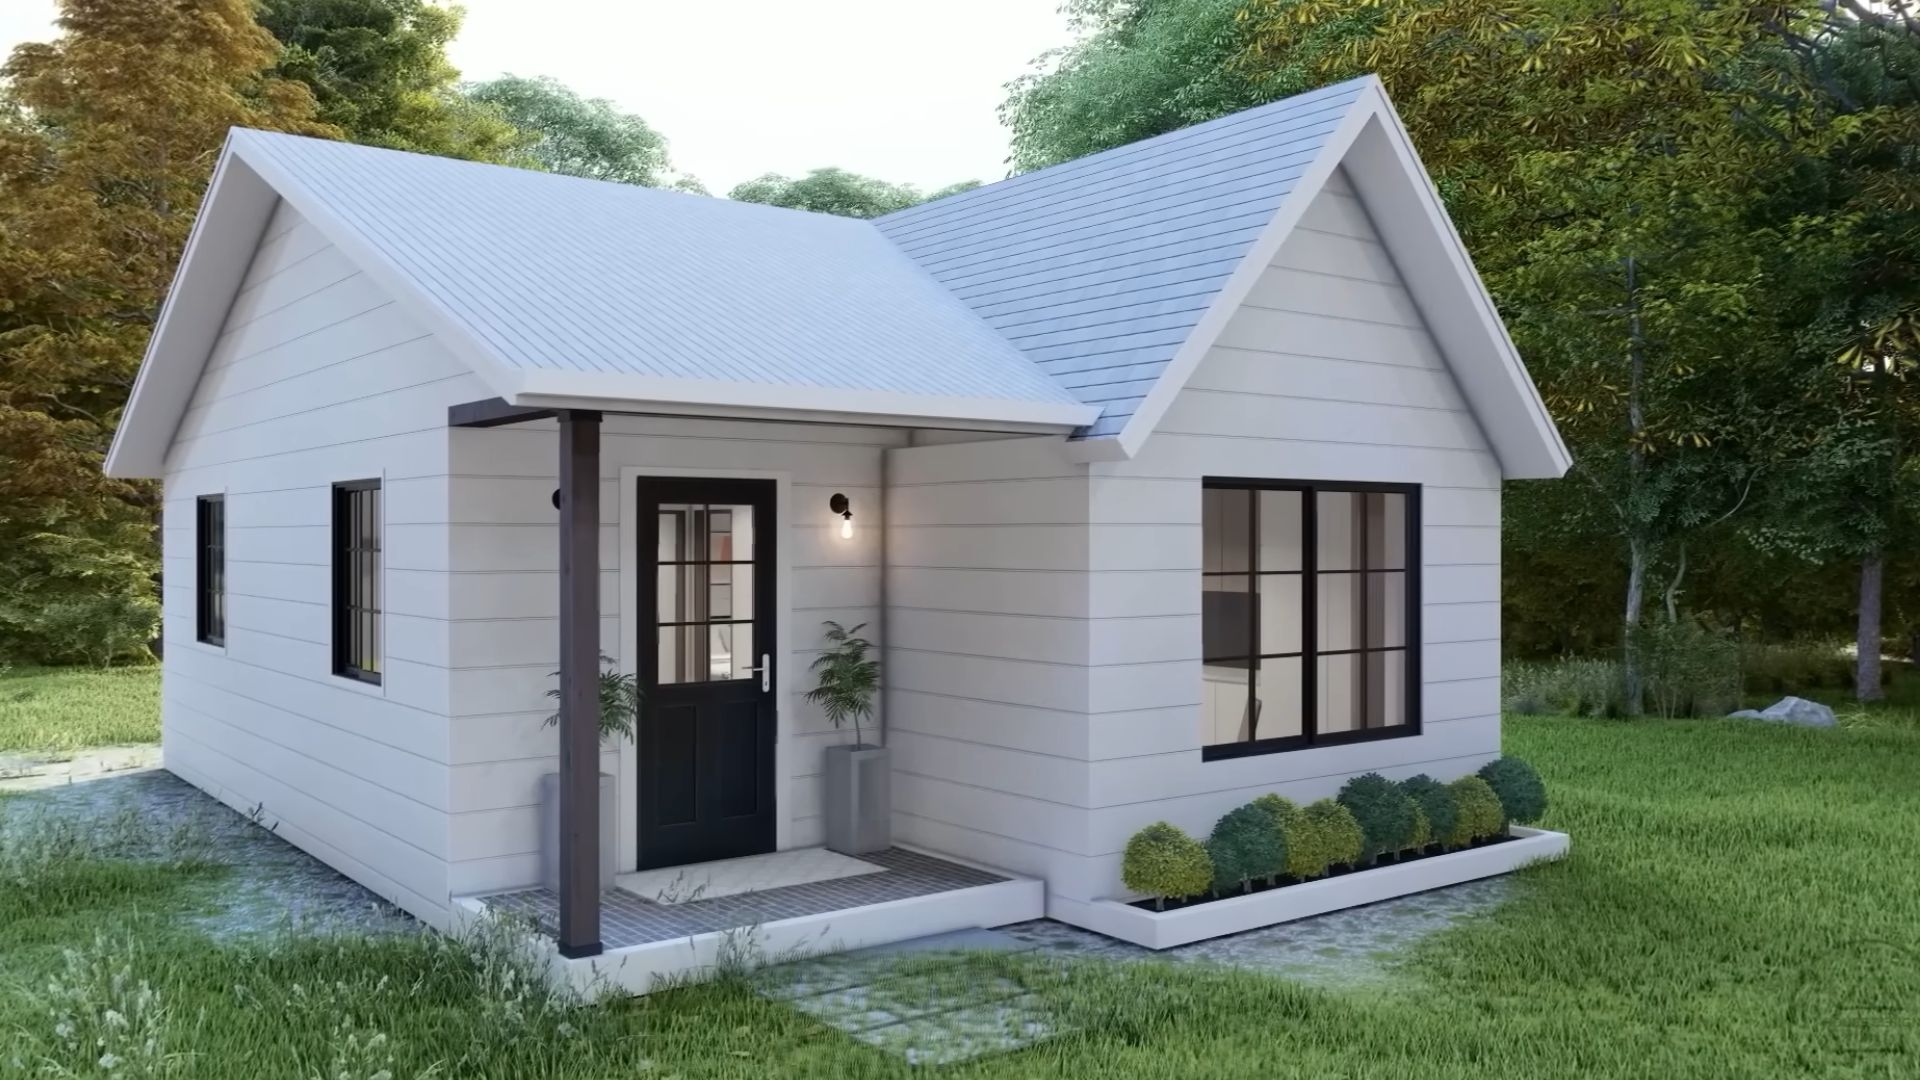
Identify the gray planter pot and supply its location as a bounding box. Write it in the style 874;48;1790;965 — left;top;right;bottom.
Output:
822;743;891;855
540;772;617;893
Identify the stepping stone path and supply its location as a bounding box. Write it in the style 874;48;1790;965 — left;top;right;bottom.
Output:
756;929;1066;1066
756;878;1513;1064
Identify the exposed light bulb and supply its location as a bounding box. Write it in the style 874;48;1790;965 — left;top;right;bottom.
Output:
839;516;854;540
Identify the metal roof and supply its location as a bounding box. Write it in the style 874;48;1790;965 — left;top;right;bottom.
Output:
876;78;1370;438
229;129;1093;419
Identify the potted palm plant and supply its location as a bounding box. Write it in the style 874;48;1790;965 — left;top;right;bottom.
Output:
807;621;887;855
539;655;639;892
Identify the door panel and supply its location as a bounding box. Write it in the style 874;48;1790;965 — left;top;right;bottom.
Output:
637;479;777;870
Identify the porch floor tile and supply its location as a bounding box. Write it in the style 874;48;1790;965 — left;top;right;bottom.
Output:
478;847;1006;950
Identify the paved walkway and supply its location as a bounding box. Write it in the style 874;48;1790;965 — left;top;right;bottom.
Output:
0;743;162;790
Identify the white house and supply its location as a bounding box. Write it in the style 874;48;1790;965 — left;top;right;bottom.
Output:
106;76;1569;991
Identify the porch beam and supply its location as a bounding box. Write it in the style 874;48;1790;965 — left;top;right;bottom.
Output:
556;408;603;958
447;397;555;428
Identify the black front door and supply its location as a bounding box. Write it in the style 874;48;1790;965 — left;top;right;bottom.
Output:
636;478;777;870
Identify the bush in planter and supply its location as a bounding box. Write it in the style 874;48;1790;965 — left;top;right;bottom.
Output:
1122;822;1213;911
542;653;640;739
1402;805;1432;854
1207;803;1286;894
1477;757;1548;826
1398;774;1457;847
1336;772;1419;862
1444;776;1505;847
1284;799;1365;879
1247;795;1299;885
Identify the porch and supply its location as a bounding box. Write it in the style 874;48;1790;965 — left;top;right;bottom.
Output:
454;846;1044;997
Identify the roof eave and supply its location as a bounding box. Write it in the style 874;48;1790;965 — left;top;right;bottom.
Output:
510;369;1100;435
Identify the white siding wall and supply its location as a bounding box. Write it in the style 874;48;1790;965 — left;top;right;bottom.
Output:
1072;167;1503;899
884;436;1109;897
160;200;482;927
443;416;903;895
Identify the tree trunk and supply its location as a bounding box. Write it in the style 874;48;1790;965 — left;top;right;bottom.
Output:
1663;542;1687;624
1623;537;1648;715
1857;551;1885;702
1620;252;1649;717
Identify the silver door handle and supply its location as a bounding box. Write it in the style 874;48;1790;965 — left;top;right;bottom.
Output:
746;653;771;692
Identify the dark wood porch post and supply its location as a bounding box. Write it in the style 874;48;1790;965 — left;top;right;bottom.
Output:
557;408;603;958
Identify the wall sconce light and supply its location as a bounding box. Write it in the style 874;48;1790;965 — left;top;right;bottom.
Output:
829;493;854;539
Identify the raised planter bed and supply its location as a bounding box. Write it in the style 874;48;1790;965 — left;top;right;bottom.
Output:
1054;826;1570;951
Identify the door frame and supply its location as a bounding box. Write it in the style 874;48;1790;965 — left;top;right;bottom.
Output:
617;465;793;873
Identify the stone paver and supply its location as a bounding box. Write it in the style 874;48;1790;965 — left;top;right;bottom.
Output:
0;744;163;790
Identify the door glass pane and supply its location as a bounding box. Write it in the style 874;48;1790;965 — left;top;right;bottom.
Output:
707;623;754;681
1257;573;1302;654
659;563;706;624
709;504;753;561
1202;489;1249;573
1256;490;1302;572
658;509;688;562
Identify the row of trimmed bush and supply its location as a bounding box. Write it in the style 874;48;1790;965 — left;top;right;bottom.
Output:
1121;757;1548;910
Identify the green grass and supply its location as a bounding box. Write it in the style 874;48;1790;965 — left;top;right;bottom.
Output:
0;664;160;754
2;712;1917;1077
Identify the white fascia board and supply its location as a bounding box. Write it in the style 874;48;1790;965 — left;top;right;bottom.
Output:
226;135;525;408
1105;81;1382;462
1342;101;1572;479
104;142;278;478
511;368;1102;434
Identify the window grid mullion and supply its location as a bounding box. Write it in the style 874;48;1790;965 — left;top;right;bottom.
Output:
1246;489;1260;742
1302;488;1318;744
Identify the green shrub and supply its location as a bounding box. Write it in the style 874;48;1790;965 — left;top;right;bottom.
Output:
7;592;159;668
1336;772;1419;861
1502;658;1624;717
1404;805;1431;853
1121;822;1213;910
1445;776;1506;847
1638;619;1740;718
1285;799;1364;879
1741;641;1857;695
1398;774;1457;846
1247;794;1299;885
1207;803;1285;894
1477;757;1548;825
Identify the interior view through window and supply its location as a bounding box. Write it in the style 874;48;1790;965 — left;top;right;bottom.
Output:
1201;481;1417;758
657;503;756;683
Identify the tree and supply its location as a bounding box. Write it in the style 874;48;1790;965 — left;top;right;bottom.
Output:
464;75;675;186
727;167;931;218
258;0;519;160
1238;0;1852;711
1002;0;1348;171
0;0;329;662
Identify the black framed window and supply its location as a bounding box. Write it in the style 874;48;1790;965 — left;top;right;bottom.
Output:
1201;479;1420;760
331;480;382;684
195;495;225;646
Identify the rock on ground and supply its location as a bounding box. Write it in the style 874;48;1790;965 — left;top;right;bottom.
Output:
1728;696;1837;728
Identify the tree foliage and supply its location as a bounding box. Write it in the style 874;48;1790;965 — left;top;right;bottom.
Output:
727;167;967;218
465;74;676;186
258;0;519;161
0;0;329;663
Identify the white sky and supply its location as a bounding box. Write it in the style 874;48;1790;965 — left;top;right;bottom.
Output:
0;0;1077;193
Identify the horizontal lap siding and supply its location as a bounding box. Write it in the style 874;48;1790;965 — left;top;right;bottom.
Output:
161;200;465;927
444;415;902;895
884;436;1103;893
1077;175;1506;899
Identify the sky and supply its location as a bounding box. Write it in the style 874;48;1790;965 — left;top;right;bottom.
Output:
0;0;1078;193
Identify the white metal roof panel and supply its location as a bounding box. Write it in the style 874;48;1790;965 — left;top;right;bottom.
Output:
228;130;1088;414
876;77;1370;437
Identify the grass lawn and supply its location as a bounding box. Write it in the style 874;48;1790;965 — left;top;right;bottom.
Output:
0;664;160;755
4;710;1917;1077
